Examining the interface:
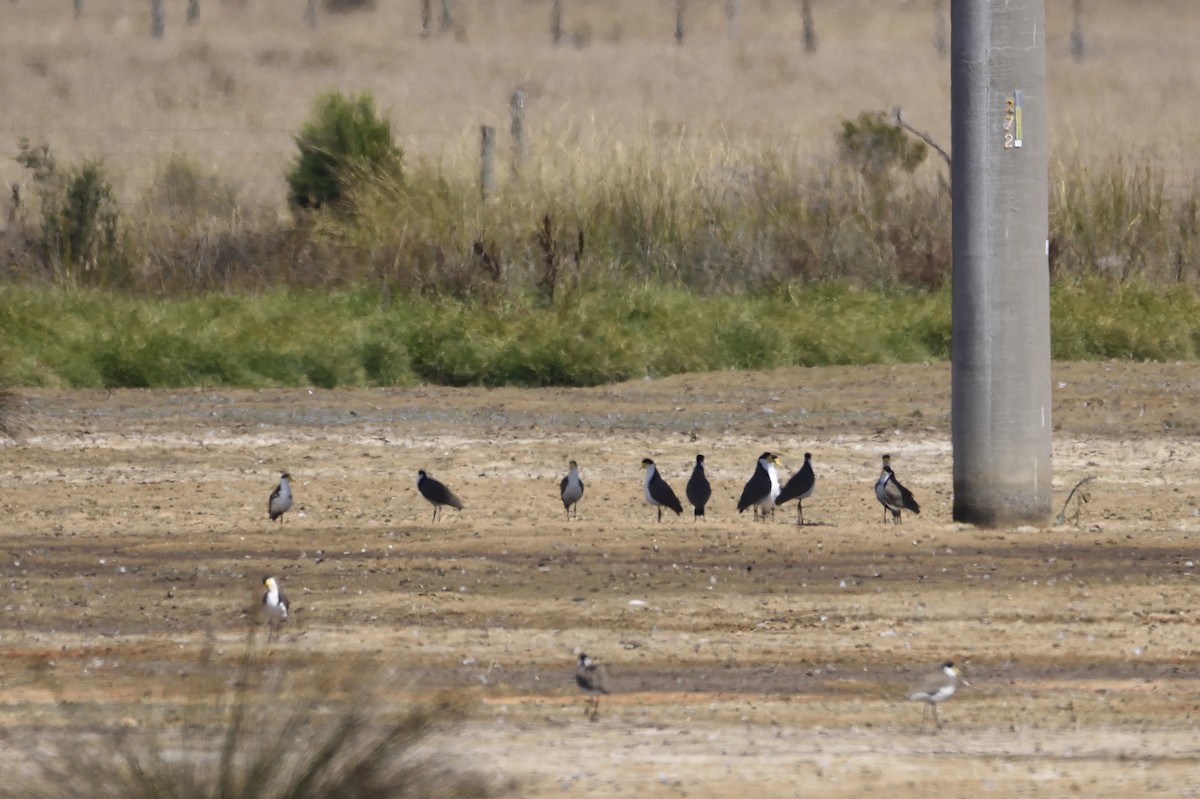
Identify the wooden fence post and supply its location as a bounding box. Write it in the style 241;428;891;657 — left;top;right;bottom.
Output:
674;0;685;45
151;0;165;38
933;0;947;58
480;125;496;200
187;0;200;25
510;88;526;176
1070;0;1085;61
420;0;432;37
550;0;562;45
800;0;817;53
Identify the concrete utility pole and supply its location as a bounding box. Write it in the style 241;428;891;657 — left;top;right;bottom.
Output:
951;0;1052;526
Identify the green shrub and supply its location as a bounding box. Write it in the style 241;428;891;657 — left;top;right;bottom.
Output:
286;91;402;210
16;138;127;286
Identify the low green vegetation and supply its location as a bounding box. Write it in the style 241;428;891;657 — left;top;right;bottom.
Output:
1;280;1196;389
3;93;1200;389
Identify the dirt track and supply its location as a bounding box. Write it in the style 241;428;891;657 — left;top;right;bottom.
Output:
3;362;1200;796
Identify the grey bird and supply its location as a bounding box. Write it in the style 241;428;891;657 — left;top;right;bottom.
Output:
909;661;967;731
776;452;815;525
268;472;293;523
417;469;464;521
560;460;584;520
641;458;683;521
575;652;610;721
875;453;920;524
685;454;712;521
737;452;782;521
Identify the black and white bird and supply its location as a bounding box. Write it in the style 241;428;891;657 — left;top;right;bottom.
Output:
685;454;712;521
559;460;584;520
737;452;782;521
909;661;966;731
641;458;683;522
776;452;816;525
875;453;921;524
575;652;610;721
268;472;293;523
417;469;464;521
261;576;289;625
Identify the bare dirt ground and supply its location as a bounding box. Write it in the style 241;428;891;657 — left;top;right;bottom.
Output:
3;361;1200;797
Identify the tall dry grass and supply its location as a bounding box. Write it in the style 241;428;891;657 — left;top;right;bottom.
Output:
1;0;1198;213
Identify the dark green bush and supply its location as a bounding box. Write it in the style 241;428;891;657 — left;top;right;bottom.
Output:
286;91;402;210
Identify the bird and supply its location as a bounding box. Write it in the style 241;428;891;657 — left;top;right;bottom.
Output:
261;576;289;625
737;452;782;521
268;472;293;523
875;453;921;523
776;452;815;525
641;458;683;521
560;460;584;520
909;661;966;731
685;454;712;521
417;469;464;521
575;652;610;721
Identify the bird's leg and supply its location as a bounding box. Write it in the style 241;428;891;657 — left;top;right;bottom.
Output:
657;507;663;522
932;703;940;729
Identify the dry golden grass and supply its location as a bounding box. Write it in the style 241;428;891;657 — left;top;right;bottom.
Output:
0;0;1197;213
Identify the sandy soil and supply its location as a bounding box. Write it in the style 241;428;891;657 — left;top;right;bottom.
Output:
3;361;1200;796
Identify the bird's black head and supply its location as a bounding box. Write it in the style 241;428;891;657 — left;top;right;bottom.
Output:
942;661;955;669
696;454;705;464
803;453;812;461
641;458;655;468
758;451;774;461
578;653;591;665
280;472;291;479
418;469;428;478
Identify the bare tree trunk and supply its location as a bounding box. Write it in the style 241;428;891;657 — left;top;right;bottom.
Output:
725;0;740;40
800;0;817;54
550;0;562;45
150;0;165;38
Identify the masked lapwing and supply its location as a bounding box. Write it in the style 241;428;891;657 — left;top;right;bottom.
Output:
417;469;464;521
575;652;610;721
875;453;920;524
909;661;967;731
641;458;683;521
560;460;584;520
262;575;289;624
776;452;815;525
737;452;782;521
685;454;712;521
268;472;293;523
